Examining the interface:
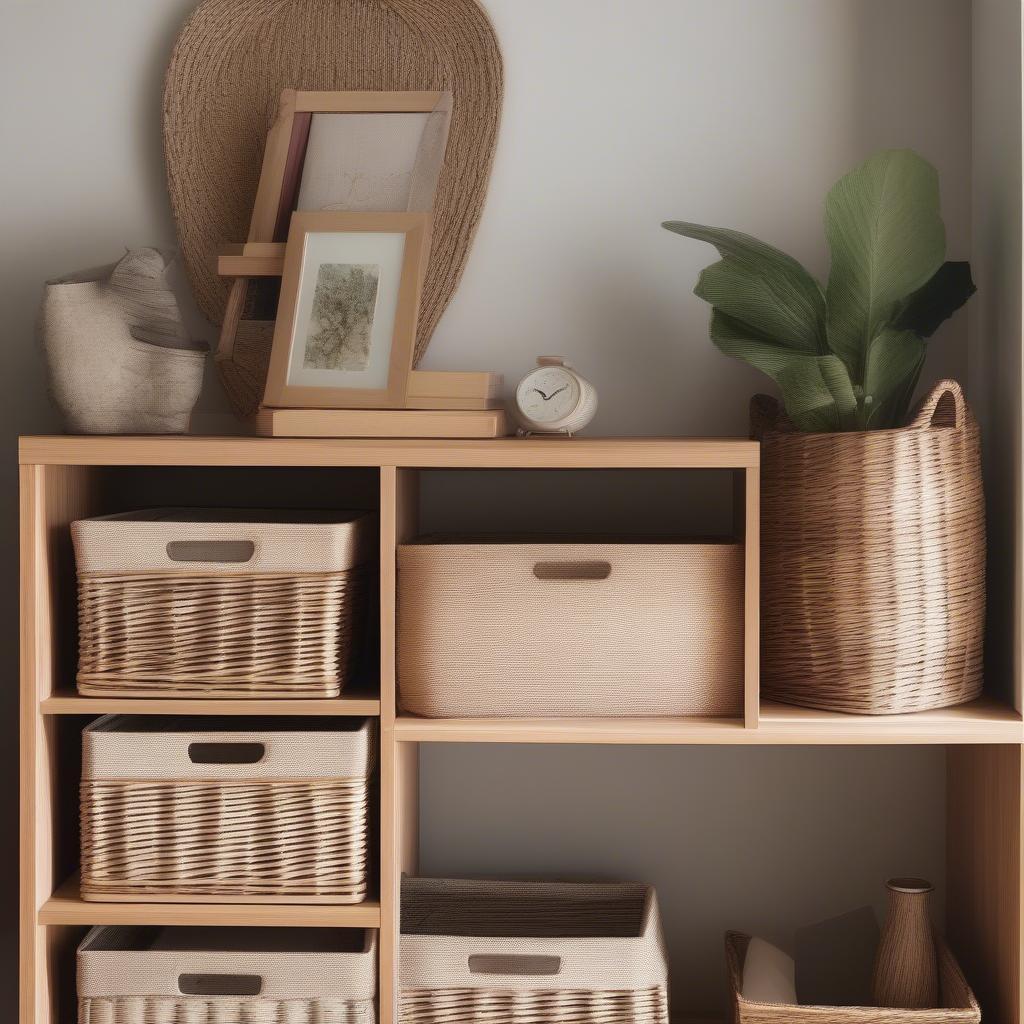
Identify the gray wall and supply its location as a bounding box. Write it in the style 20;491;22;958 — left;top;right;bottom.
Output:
0;0;979;1016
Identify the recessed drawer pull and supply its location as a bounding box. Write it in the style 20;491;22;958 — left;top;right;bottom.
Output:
187;742;265;764
178;973;263;996
166;540;256;563
468;954;562;976
532;560;611;581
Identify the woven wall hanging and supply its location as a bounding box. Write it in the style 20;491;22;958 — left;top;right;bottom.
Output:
163;0;503;415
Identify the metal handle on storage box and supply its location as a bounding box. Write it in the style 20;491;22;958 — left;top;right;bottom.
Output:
468;954;562;976
187;742;266;764
532;560;611;581
166;540;256;564
178;973;263;996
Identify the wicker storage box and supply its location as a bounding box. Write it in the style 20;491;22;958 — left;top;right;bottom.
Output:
72;508;371;698
400;878;669;1024
78;925;377;1023
726;932;979;1024
80;715;374;903
398;540;743;717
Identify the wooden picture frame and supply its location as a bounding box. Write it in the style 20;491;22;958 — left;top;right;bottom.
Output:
262;211;430;410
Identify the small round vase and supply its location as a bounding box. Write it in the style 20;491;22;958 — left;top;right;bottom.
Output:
872;878;939;1009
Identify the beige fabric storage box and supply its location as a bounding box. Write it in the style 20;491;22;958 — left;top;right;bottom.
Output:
80;715;374;903
78;925;377;1024
400;878;669;1024
398;540;743;717
72;508;371;698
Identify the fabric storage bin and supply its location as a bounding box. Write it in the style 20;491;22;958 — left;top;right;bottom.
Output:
400;878;669;1024
72;508;371;698
726;932;979;1024
80;715;374;903
398;540;744;717
78;925;377;1023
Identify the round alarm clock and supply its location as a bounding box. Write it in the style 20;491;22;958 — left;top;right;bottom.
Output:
514;356;598;435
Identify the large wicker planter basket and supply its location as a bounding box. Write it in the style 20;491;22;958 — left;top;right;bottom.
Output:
755;379;985;715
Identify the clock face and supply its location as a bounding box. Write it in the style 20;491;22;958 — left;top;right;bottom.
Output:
516;367;581;424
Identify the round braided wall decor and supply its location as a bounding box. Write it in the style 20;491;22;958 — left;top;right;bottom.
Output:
163;0;503;410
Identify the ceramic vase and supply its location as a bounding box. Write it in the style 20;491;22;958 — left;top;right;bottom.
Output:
872;878;939;1009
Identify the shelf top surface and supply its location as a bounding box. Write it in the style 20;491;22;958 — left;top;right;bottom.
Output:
19;434;759;469
394;696;1023;745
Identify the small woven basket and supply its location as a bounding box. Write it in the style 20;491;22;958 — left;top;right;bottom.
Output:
399;878;669;1024
726;932;979;1024
72;509;370;698
77;925;377;1024
80;716;374;903
755;380;985;714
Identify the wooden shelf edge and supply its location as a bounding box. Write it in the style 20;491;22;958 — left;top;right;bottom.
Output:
394;696;1023;745
39;875;381;928
18;435;760;469
41;691;381;716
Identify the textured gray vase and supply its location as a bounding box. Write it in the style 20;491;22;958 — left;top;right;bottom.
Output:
41;248;206;434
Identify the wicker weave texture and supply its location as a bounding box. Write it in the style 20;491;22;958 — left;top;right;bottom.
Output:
400;879;669;1023
80;996;374;1024
163;0;504;414
76;570;363;697
80;718;373;901
726;932;979;1024
398;543;743;717
399;986;668;1024
756;380;985;715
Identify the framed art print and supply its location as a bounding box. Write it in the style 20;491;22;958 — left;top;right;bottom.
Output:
262;211;430;409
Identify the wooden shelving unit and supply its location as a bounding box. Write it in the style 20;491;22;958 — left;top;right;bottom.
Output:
19;435;1024;1024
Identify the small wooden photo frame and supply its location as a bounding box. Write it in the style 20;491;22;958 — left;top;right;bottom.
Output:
262;211;430;410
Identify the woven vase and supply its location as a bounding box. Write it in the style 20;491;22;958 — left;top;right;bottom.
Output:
755;379;985;715
872;878;939;1009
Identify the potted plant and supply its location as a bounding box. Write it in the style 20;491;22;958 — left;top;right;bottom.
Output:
664;149;984;714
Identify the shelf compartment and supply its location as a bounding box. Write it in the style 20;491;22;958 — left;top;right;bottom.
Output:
41;690;381;716
39;875;381;928
394;696;1022;745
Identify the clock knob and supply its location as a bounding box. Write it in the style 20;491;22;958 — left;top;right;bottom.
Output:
537;355;569;367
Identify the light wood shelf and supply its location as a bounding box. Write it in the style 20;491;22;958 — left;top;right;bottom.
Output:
41;690;381;716
18;435;759;469
39;875;381;928
393;696;1023;745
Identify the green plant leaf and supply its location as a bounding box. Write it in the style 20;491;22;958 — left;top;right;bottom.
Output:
824;150;946;382
892;261;976;338
663;221;827;353
710;310;857;431
863;327;926;429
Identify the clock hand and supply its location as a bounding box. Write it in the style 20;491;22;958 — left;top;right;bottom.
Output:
544;385;568;401
531;387;550;400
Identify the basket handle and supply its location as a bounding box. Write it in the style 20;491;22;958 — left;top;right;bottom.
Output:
166;540;256;564
468;954;562;977
178;973;263;996
533;560;611;581
188;742;265;765
908;379;966;430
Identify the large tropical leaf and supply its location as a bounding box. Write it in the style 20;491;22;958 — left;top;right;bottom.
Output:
710;310;857;431
863;328;926;429
824;150;946;382
893;261;976;338
663;221;827;353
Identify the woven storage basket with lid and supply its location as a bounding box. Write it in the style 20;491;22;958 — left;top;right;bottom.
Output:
756;379;985;715
726;932;979;1024
78;925;377;1024
400;877;669;1024
72;508;370;698
79;715;374;902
